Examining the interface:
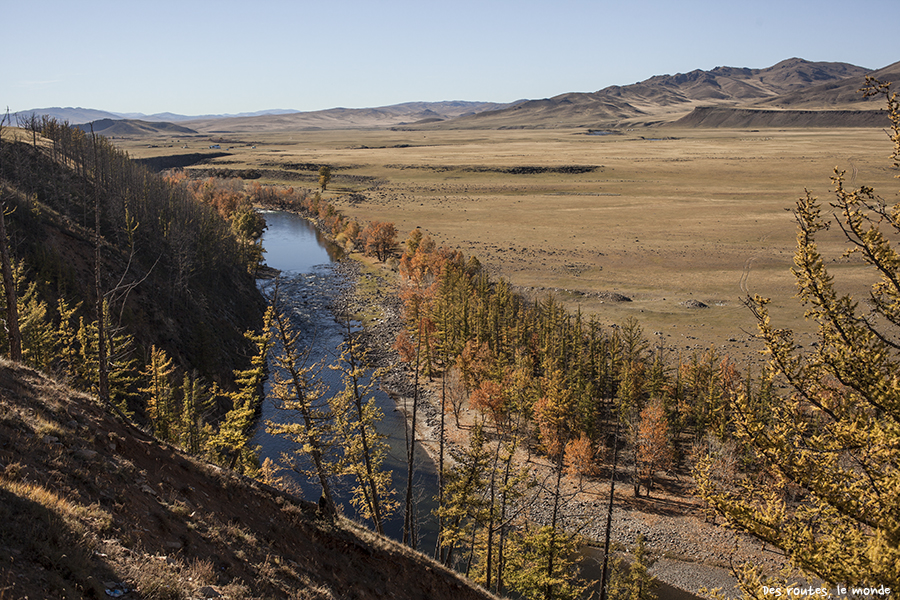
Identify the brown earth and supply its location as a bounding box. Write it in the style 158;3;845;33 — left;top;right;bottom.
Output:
0;358;498;600
669;107;888;128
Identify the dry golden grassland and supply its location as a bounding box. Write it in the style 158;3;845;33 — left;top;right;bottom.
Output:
124;126;899;364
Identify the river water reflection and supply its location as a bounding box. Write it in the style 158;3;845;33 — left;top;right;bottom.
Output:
251;210;439;552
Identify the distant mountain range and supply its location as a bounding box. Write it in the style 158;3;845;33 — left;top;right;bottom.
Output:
421;58;900;129
73;118;199;136
179;101;521;132
14;58;900;133
8;107;301;125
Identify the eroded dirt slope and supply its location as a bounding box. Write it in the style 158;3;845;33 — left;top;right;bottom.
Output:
0;359;496;600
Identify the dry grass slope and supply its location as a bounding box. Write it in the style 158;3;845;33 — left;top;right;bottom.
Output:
0;359;497;600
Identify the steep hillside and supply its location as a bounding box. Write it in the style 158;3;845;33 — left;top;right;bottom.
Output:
663;60;900;128
0;126;265;392
0;358;496;600
15;59;892;133
668;107;887;128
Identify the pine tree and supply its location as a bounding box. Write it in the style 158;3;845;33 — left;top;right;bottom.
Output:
564;432;598;487
633;398;673;497
210;307;271;474
533;364;574;459
0;261;52;369
328;324;396;533
265;300;337;514
181;372;215;456
16;276;53;371
213;387;260;475
607;535;657;600
503;524;587;600
438;421;492;568
468;433;533;595
76;300;140;418
694;78;900;589
318;166;332;192
141;345;177;442
53;296;82;383
361;221;397;262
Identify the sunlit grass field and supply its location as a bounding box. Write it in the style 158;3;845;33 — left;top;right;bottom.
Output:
123;126;899;364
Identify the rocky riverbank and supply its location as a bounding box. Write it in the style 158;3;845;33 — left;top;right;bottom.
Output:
328;254;784;599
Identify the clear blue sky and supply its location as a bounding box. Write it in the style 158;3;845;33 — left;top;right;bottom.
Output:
3;0;897;116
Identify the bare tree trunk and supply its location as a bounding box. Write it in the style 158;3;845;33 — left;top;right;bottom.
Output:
545;446;564;600
344;323;384;534
0;200;21;362
91;127;109;406
496;434;516;595
599;422;620;600
485;437;502;591
435;362;446;561
403;320;422;549
0;112;21;363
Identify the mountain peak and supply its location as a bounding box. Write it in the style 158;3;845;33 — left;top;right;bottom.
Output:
414;58;876;130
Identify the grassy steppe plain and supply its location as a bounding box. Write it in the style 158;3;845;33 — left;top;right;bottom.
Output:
124;127;899;364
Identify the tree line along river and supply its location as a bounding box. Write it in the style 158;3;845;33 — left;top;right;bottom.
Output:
252;209;705;600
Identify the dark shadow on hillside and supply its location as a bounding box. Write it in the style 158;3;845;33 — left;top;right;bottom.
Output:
134;151;231;171
0;485;121;599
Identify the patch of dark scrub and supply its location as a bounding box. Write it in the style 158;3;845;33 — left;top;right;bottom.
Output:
183;167;380;185
681;299;709;308
384;164;600;174
343;193;367;205
135;152;231;172
521;287;631;303
471;165;600;175
189;167;264;179
261;161;327;172
189;167;300;180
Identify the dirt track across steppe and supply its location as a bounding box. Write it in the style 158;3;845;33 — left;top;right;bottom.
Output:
123;126;900;366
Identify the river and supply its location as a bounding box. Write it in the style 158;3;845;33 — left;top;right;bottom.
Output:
251;210;706;600
250;210;440;553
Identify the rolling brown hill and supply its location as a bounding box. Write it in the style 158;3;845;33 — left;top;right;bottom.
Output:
0;358;497;600
75;118;198;136
182;101;519;133
413;58;877;129
752;59;900;109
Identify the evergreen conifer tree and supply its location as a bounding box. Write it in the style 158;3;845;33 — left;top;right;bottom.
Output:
694;78;900;589
503;524;587;600
328;325;396;533
265;300;337;513
210;307;272;474
140;345;177;442
181;372;215;456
